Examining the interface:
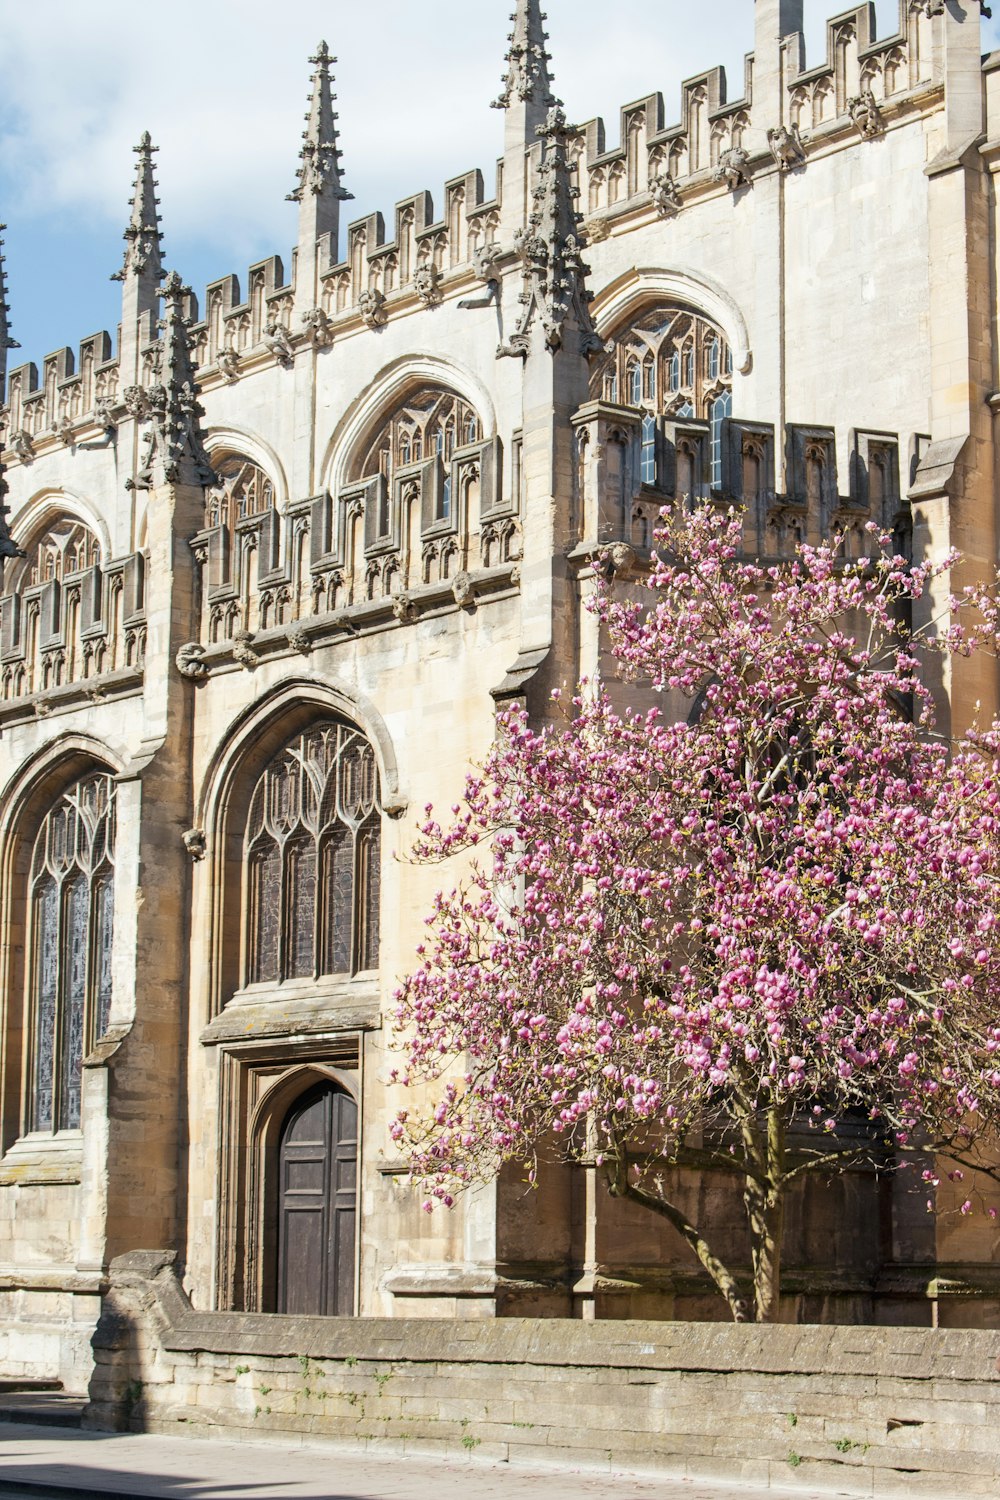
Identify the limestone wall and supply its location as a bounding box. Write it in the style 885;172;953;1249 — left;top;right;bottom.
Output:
87;1252;1000;1498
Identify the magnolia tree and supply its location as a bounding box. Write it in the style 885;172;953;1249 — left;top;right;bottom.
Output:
391;506;1000;1323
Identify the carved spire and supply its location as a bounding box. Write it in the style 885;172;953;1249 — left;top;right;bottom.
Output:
0;225;21;391
493;0;560;112
112;132;164;286
128;271;214;492
500;107;602;359
288;42;352;207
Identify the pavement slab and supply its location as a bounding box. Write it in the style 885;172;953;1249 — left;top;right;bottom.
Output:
0;1422;835;1500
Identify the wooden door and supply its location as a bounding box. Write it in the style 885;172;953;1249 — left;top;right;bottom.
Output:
276;1082;358;1316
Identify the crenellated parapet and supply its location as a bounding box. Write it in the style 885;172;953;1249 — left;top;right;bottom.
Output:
0;0;966;445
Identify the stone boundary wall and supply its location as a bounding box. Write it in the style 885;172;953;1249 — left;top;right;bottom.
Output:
85;1252;1000;1498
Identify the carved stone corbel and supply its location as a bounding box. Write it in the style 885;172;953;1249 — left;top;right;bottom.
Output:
301;308;334;349
847;91;883;140
413;263;442;309
391;592;417;623
176;642;209;680
358;289;388;330
767;125;805;173
452;572;476;608
714;147;751;192
231;629;259;670
649;170;681;218
287;626;313;654
182;829;206;862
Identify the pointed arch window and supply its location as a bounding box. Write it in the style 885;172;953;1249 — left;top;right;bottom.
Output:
245;721;381;986
641;415;657;486
711;390;732;490
28;773;116;1134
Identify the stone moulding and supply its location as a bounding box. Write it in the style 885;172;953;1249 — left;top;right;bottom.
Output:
186;562;519;681
0;664;144;730
86;1251;1000;1498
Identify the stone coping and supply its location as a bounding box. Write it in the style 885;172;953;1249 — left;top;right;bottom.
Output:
116;1253;1000;1384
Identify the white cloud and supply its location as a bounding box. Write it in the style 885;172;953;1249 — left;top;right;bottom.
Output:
0;0;992;353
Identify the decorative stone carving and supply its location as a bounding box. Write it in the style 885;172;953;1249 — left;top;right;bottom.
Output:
767;125;805;173
492;0;559;111
111;133;164;286
301;307;333;348
263;318;294;367
286;42;353;206
231;629;259;669
459;245;503;312
123;385;150;420
126;272;215;491
216;345;241;382
452;571;475;607
500;107;602;359
391;592;417;623
358;288;388;330
414;263;441;308
182;829;206;862
176;642;209;680
54;414;74;444
8;429;33;463
848;91;883;139
714;147;751;192
287;626;313;654
606;541;637;576
649;170;681;218
93;398;117;431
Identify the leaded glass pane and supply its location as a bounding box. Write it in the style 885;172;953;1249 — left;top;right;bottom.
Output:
28;773;116;1135
61;875;88;1130
32;878;58;1132
287;839;317;980
95;870;114;1038
360;821;381;973
251;842;281;984
244;722;383;984
321;829;354;977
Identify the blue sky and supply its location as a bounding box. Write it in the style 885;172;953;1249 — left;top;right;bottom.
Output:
1;1;996;371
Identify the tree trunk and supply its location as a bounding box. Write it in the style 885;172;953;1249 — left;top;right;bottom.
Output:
606;1166;749;1322
743;1104;787;1323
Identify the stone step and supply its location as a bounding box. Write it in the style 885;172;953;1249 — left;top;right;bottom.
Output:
0;1484;148;1500
0;1396;84;1429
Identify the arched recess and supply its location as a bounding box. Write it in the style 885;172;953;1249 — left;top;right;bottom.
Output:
203;427;290;512
322;353;497;500
242;1064;360;1316
195;677;406;1023
592;267;752;376
8;489;112;566
0;735;125;1153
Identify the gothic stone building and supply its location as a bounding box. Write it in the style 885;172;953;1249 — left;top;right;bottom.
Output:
0;0;998;1391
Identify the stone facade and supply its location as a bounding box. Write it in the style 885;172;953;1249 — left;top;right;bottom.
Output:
84;1251;1000;1498
0;0;999;1394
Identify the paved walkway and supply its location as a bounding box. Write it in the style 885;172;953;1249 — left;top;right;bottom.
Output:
0;1422;834;1500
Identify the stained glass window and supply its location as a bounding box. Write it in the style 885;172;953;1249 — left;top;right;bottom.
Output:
244;721;381;986
28;773;116;1134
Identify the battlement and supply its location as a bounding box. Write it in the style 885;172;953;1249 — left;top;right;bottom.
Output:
0;0;962;452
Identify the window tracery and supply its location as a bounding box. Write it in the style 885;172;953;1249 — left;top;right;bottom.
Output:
592;305;733;427
355;389;481;489
27;773;116;1134
205;456;275;536
244;721;381;986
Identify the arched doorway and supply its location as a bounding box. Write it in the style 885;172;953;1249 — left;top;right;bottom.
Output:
276;1082;357;1316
